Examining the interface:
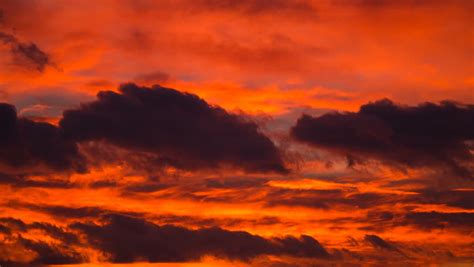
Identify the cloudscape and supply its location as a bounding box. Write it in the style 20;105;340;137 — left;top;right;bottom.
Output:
0;1;473;266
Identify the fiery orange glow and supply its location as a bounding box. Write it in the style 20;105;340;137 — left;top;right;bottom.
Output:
0;0;473;266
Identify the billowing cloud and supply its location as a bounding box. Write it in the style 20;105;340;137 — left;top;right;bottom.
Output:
0;103;85;173
60;83;288;173
291;99;474;178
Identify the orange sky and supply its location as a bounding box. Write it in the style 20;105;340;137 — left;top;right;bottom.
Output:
0;1;473;266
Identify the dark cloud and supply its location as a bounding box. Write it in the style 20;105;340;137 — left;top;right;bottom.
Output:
265;187;402;210
403;211;474;231
0;174;74;188
77;141;185;178
265;188;346;209
0;217;83;265
0;217;77;245
10;201;144;220
0;217;27;232
18;237;84;265
413;189;474;210
60;83;287;173
0;31;52;72
10;202;105;219
291;99;474;178
71;213;329;263
0;103;85;173
29;222;79;245
364;234;400;252
123;182;173;193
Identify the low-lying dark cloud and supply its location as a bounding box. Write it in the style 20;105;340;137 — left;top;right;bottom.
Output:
60;83;287;173
291;99;474;178
0;31;52;72
0;215;332;264
0;211;470;265
0;103;85;173
71;213;329;262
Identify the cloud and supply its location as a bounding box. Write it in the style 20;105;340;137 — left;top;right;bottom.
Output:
71;213;329;263
0;103;85;173
413;189;474;209
8;202;107;219
264;186;403;210
0;31;52;72
17;237;84;265
291;99;474;178
403;211;474;231
9;201;144;220
60;83;287;173
0;218;84;265
364;234;398;251
0;173;74;188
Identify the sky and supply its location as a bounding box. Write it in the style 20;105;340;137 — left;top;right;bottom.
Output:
0;0;473;266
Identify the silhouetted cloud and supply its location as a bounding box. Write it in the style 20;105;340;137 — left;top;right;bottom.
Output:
0;103;85;173
9;202;106;219
0;217;83;265
18;237;84;265
413;189;474;209
291;99;474;178
10;201;144;219
265;187;402;210
364;234;399;252
60;83;287;173
403;211;474;231
71;213;329;262
0;31;52;72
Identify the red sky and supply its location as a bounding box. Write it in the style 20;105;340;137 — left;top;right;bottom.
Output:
0;1;473;266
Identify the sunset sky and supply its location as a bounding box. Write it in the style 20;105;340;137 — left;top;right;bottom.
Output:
0;0;473;266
